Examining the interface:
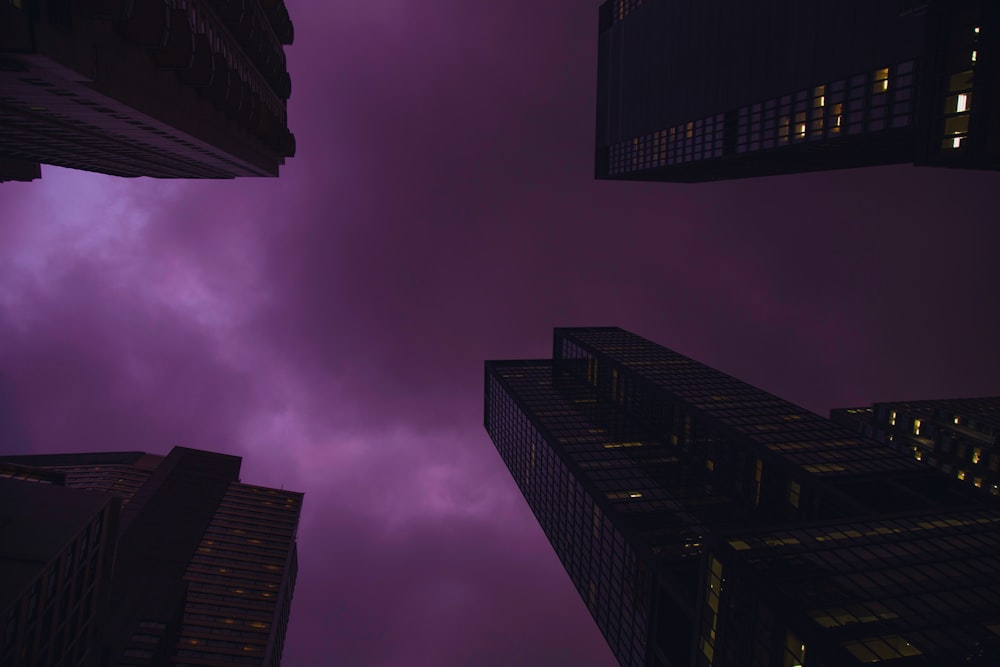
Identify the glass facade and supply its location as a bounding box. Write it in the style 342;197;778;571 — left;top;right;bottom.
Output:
0;0;295;180
0;447;302;667
833;397;1000;496
0;477;120;667
485;328;1000;666
596;0;999;182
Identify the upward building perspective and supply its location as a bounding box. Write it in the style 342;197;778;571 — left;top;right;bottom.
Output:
485;328;1000;667
0;0;295;181
596;0;999;182
0;446;303;667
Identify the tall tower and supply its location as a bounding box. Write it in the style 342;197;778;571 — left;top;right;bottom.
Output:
596;0;998;182
485;328;1000;666
0;446;303;667
1;0;295;180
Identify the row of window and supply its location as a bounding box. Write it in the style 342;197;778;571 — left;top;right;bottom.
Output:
607;61;916;176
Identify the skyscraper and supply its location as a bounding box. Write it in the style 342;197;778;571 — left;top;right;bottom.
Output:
0;0;295;181
0;446;303;667
0;464;120;667
485;327;1000;666
832;396;1000;496
596;0;998;182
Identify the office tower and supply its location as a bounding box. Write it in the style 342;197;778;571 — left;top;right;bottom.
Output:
596;0;998;182
0;0;295;181
0;463;120;667
485;327;1000;667
832;397;1000;495
0;446;303;667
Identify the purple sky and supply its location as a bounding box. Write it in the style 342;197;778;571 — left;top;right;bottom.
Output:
2;2;1000;665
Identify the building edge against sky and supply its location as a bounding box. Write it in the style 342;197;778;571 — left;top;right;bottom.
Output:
485;327;1000;667
596;0;999;182
0;0;296;181
0;446;303;667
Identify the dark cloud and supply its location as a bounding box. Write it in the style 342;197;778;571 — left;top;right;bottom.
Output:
2;1;999;665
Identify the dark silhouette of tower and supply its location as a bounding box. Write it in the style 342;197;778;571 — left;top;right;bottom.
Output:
1;0;295;181
0;446;302;666
485;327;1000;666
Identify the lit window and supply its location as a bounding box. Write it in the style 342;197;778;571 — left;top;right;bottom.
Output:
974;478;983;488
954;416;961;425
873;67;890;93
974;26;980;34
957;93;969;112
945;115;970;136
958;470;967;481
890;411;897;426
629;492;642;498
913;419;921;436
788;480;801;509
973;448;982;465
972;50;977;63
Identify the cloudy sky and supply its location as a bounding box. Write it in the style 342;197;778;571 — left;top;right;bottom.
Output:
2;1;1000;665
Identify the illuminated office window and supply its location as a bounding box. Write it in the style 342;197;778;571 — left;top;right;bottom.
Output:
873;67;890;94
784;631;806;667
890;411;897;426
913;419;921;436
813;85;826;108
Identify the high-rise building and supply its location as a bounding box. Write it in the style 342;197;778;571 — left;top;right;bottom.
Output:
0;446;303;667
0;0;295;181
0;464;120;667
485;327;1000;667
595;0;998;182
832;397;1000;496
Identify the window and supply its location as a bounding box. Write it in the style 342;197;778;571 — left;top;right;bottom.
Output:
873;67;890;94
788;480;801;509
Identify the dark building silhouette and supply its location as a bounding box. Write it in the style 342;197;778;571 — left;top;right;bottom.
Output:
832;397;1000;496
0;0;295;181
0;465;120;667
0;447;303;667
596;0;999;182
485;327;1000;667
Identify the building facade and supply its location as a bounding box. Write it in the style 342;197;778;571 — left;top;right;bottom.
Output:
596;0;998;182
0;0;295;180
832;397;1000;496
0;447;303;667
485;327;1000;667
0;465;121;667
